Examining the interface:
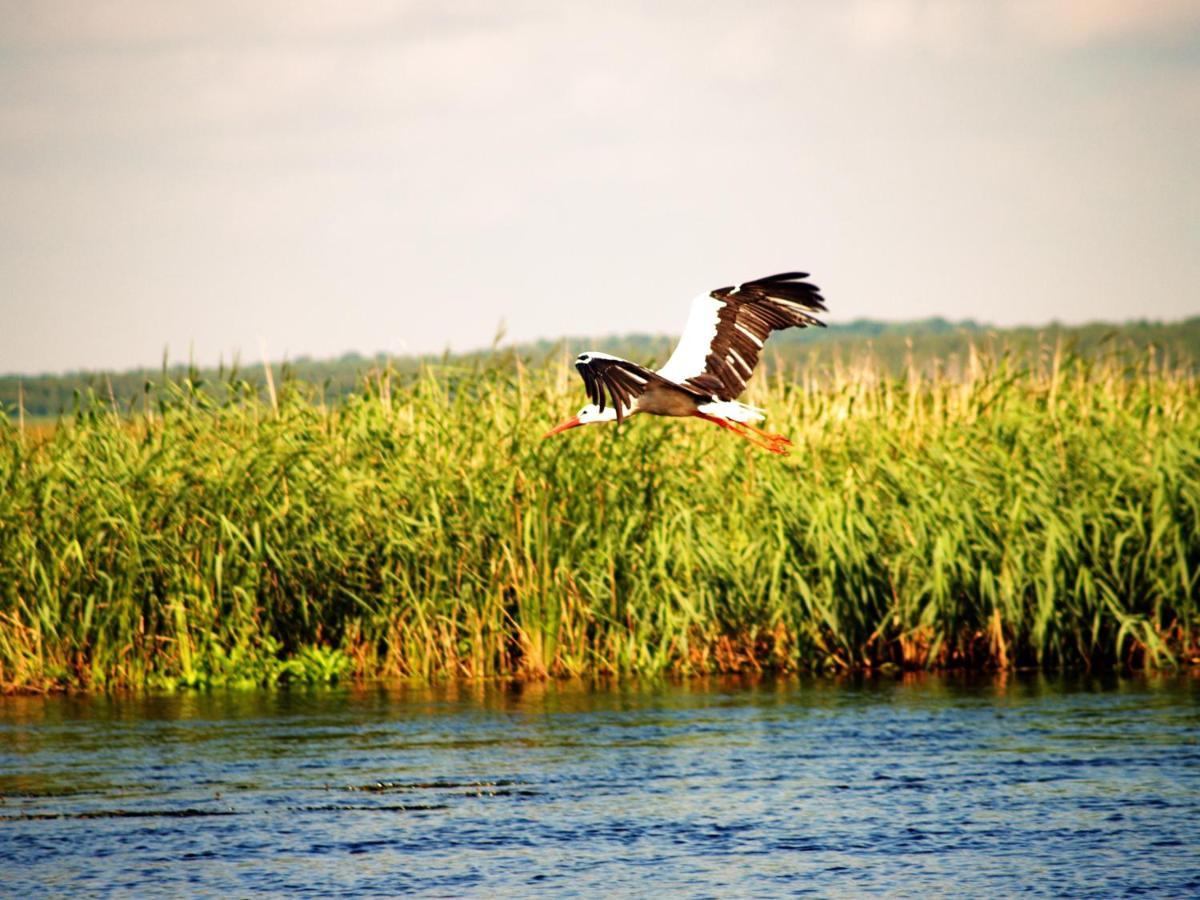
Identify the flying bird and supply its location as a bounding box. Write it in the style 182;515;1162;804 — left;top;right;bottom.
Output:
543;272;827;454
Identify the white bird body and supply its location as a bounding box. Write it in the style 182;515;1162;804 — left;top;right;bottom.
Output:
543;272;826;454
696;400;765;423
571;398;764;427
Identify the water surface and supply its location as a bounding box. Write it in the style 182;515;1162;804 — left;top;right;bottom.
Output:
2;674;1197;896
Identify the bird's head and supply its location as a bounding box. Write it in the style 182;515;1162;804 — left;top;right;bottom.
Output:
542;404;617;438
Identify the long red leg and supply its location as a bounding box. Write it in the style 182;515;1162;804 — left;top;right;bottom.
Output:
737;420;793;447
727;420;791;454
694;413;789;455
695;413;791;450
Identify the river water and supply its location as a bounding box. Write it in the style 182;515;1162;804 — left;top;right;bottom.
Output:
1;674;1197;896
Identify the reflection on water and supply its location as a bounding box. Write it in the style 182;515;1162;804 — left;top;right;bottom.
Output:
2;674;1198;895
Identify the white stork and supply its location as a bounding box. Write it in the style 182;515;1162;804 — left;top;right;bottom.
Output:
542;272;826;454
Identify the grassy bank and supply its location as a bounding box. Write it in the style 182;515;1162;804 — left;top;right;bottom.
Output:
1;347;1198;691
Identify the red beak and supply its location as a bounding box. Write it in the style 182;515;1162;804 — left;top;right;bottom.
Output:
542;415;581;439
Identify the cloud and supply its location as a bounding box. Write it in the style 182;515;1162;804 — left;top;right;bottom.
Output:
844;0;1200;53
0;2;406;47
0;1;1197;373
1014;0;1200;47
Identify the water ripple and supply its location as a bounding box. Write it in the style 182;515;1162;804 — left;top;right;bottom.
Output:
1;673;1198;896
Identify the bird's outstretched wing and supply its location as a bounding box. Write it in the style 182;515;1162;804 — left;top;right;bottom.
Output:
656;272;826;401
574;352;703;424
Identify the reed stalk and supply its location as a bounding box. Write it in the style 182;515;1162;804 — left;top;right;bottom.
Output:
0;349;1196;691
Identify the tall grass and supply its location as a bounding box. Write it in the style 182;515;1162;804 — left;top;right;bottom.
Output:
1;346;1197;691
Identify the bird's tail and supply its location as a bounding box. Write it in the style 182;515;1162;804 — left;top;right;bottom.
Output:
696;400;765;423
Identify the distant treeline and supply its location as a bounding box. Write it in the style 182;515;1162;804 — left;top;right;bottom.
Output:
4;316;1198;420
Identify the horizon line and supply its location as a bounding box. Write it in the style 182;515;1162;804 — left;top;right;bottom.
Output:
4;312;1199;380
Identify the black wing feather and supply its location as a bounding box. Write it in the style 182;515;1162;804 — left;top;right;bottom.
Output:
681;271;827;401
744;271;810;285
579;365;600;408
574;354;706;424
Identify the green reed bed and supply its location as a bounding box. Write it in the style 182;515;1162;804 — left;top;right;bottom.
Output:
1;349;1197;691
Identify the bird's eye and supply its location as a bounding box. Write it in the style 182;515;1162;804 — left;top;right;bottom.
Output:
577;354;590;363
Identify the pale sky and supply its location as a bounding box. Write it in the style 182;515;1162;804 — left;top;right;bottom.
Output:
1;1;1198;375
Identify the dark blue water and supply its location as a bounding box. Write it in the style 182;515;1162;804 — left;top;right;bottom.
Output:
1;674;1197;896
